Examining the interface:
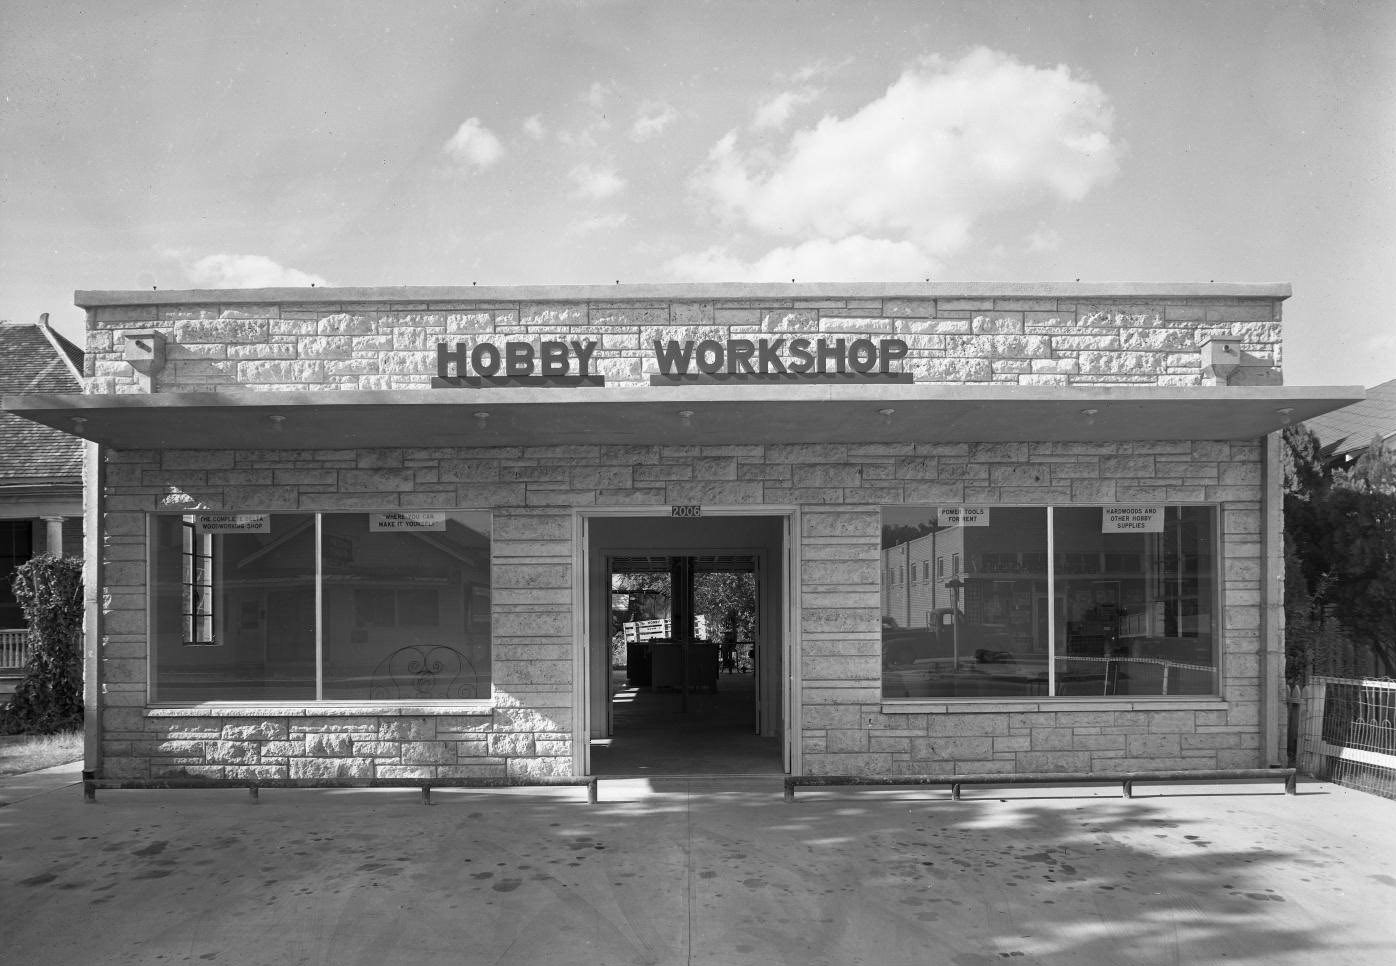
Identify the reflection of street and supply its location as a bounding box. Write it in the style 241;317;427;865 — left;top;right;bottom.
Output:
884;657;1050;698
884;653;1218;699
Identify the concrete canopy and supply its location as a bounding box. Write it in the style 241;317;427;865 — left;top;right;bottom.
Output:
1;384;1364;449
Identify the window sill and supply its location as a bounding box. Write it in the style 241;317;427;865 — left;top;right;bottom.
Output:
145;702;494;718
880;697;1229;714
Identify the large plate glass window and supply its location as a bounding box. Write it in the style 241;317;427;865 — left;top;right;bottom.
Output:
150;510;491;703
881;506;1218;699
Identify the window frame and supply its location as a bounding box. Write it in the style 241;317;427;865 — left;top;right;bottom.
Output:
180;517;217;646
879;504;1223;702
146;509;494;707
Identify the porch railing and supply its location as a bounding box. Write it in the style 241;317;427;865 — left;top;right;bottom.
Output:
1;628;30;671
1298;675;1396;800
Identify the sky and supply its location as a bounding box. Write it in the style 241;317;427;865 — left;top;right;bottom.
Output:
1;0;1393;388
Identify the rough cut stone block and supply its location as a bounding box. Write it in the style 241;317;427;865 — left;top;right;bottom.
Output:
1029;728;1075;751
206;741;261;763
1127;733;1182;757
226;765;289;780
912;736;996;760
915;358;993;382
1014;751;1090;772
221;721;288;741
370;717;430;740
803;559;879;585
926;714;1010;737
290;757;374;779
306;733;353;757
401;741;455;764
161;718;224;739
375;765;436;779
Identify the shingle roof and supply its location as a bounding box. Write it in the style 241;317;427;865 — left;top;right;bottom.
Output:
0;322;85;483
1303;377;1396;458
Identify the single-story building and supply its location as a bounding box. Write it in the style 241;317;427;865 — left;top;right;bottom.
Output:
0;283;1363;785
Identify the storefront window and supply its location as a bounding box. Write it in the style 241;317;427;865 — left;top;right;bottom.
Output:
150;511;491;703
881;506;1218;700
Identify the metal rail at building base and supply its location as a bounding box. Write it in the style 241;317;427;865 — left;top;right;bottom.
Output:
784;768;1299;803
82;772;599;805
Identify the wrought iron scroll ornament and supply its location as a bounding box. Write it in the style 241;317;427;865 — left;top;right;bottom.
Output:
369;645;483;700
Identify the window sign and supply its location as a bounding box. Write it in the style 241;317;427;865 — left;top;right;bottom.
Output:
196;513;270;534
940;507;990;528
370;511;447;532
1102;506;1164;533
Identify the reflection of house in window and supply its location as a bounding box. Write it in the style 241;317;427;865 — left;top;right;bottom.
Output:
152;511;492;703
353;589;441;628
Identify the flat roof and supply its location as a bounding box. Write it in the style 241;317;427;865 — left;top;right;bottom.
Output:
74;281;1293;308
3;384;1360;450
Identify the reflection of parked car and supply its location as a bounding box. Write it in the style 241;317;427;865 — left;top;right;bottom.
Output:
882;609;968;668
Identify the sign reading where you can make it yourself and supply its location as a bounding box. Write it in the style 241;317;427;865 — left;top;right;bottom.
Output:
370;511;448;532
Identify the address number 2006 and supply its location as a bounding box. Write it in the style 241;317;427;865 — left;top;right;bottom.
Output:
670;505;703;517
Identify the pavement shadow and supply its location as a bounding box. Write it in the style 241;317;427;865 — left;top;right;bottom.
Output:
0;779;1389;966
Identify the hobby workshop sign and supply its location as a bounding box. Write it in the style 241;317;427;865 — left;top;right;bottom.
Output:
433;337;911;387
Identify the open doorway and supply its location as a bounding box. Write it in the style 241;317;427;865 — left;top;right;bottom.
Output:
586;515;786;777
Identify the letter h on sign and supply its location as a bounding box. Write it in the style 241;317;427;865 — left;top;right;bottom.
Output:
438;342;469;380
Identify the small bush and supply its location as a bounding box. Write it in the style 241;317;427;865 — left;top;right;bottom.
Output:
2;554;84;734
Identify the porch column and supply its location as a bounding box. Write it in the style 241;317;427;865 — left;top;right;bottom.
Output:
41;515;64;555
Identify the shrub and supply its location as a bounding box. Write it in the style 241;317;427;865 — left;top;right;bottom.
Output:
2;554;84;734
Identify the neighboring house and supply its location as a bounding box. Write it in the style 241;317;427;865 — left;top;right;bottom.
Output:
0;317;84;682
1303;376;1396;470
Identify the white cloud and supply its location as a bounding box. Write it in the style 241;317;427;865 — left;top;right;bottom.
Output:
521;114;546;140
630;100;678;141
752;87;819;131
690;48;1120;258
569;163;625;201
1026;225;1063;253
568;212;630;236
585;81;612;111
443;117;504;170
664;236;931;283
184;254;330;288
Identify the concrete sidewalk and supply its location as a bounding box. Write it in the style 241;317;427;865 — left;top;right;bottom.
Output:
2;765;1394;966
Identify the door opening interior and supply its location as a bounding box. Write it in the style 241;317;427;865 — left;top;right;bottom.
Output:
586;515;785;776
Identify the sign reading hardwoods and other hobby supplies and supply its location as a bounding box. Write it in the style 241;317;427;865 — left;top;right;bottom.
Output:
433;337;912;387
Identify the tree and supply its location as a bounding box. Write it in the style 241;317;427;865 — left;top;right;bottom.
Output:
693;571;758;642
1335;435;1396;496
1306;485;1396;677
2;554;84;734
1283;426;1396;682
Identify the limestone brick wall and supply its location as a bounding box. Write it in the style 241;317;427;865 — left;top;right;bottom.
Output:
81;292;1283;394
96;437;1264;780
